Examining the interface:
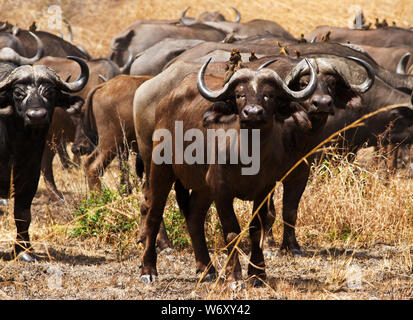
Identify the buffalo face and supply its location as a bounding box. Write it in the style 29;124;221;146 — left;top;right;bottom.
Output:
198;57;317;128
0;56;89;126
286;56;375;131
12;80;59;127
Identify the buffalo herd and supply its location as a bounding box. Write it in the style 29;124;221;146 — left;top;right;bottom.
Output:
0;8;412;286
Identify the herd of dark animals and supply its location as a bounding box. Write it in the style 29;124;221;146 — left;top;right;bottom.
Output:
0;8;412;286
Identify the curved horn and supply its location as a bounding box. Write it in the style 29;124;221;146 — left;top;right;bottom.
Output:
310;36;317;43
231;7;241;23
0;105;13;116
256;59;278;71
119;49;134;74
0;32;44;65
180;7;197;26
64;18;73;42
18;32;44;65
346;56;375;93
52;56;89;93
197;57;252;101
197;57;229;101
396;52;411;75
262;58;318;101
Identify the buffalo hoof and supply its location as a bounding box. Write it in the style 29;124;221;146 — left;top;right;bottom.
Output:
249;277;265;288
18;252;39;262
140;274;157;284
291;249;304;257
156;239;173;251
199;272;217;282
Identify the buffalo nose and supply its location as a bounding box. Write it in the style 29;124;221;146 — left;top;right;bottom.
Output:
242;105;264;119
26;108;47;119
311;95;333;113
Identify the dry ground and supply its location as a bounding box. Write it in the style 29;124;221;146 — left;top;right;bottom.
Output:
0;0;413;300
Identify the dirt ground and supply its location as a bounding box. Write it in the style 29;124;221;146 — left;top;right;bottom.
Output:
0;181;412;300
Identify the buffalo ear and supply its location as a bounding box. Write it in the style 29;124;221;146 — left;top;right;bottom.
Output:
335;83;364;109
202;101;238;127
392;106;413;118
57;92;84;114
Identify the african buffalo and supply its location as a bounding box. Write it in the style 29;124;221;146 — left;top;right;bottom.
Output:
109;23;225;70
71;74;151;195
129;38;204;76
305;25;413;48
133;59;229;249
0;57;88;261
180;8;296;43
0;31;44;65
15;29;90;60
34;56;122;200
138;53;374;281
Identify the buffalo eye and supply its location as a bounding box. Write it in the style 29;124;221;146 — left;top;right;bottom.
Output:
236;93;246;100
263;94;273;102
13;87;26;101
41;85;57;100
325;75;337;93
299;78;309;89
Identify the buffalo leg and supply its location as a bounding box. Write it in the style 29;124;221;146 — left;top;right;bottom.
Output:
214;197;242;282
13;168;40;262
139;177;172;250
180;189;215;280
141;163;175;281
84;148;115;191
248;190;274;282
280;165;310;256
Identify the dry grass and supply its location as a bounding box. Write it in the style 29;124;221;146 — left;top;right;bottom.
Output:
0;0;412;300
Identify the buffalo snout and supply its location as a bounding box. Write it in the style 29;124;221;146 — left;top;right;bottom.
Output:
241;104;265;123
310;94;334;115
25;108;50;126
26;108;47;119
